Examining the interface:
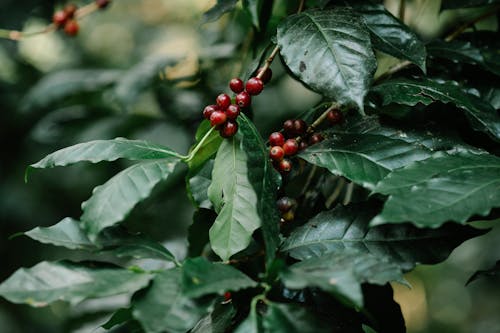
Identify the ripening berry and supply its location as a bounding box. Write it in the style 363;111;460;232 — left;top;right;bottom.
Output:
224;291;232;301
269;132;285;147
235;91;251;108
220;120;238;138
283;119;294;136
210;111;227;127
327;109;343;125
293;119;307;135
229;78;244;93
64;20;79;36
245;77;264;95
95;0;111;9
225;104;240;119
283;139;299;156
299;141;308;151
64;4;78;18
203;105;218;120
308;133;324;145
282;210;295;222
216;93;231;110
277;197;295;213
269;146;285;161
52;10;68;26
257;67;272;84
279;159;292;173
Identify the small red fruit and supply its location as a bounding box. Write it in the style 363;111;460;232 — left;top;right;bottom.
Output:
269;132;285;147
203;105;218;120
269;146;285;161
64;4;78;18
293;119;307;135
299;141;308;151
257;67;272;84
308;133;324;145
210;111;227;127
235;91;251;108
225;104;240;119
220;120;238;138
245;77;264;95
95;0;111;8
327;109;343;125
224;291;232;301
64;20;79;36
277;197;295;213
229;78;244;93
279;159;293;173
283;139;299;156
52;10;68;26
283;119;294;135
216;93;231;110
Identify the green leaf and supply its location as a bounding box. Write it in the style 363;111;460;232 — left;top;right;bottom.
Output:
188;209;215;258
238;114;281;267
262;302;330;333
371;77;500;141
281;249;404;307
202;0;239;23
234;299;261;333
298;132;432;189
207;136;261;261
243;0;264;29
188;160;214;209
372;152;500;227
277;8;376;112
0;261;151;306
441;0;500;10
182;257;257;298
466;260;500;285
132;268;210;333
187;121;223;173
192;302;236;333
102;308;132;330
281;204;487;271
355;4;426;71
82;159;180;241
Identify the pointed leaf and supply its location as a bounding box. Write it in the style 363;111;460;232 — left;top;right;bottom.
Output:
281;249;404;307
207;137;261;261
0;261;151;306
82;159;180;240
187;121;222;172
372;152;500;227
132;268;210;333
262;302;330;333
102;308;132;330
282;204;487;271
371;77;500;141
277;8;376;111
355;4;426;71
182;257;257;298
441;0;500;10
466;260;500;285
192;302;236;333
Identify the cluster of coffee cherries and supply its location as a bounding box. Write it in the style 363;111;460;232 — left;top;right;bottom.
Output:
202;68;272;138
52;0;111;36
277;196;297;225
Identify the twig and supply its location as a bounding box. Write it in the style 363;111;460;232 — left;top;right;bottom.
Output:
342;182;354;205
307;102;341;134
445;5;500;42
399;0;406;23
300;166;317;197
325;177;345;208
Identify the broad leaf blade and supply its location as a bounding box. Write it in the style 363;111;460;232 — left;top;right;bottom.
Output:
281;204;487;271
187;121;222;173
277;8;376;112
0;261;151;306
355;4;426;71
262;302;330;333
82;159;180;241
192;302;236;333
182;257;257;298
372;152;500;227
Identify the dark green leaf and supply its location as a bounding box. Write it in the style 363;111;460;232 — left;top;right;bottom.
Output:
0;261;151;306
277;8;376;112
363;284;405;333
82;159;180;241
355;4;426;71
102;308;132;330
202;0;239;23
207;136;262;261
188;160;214;209
192;302;236;333
132;268;210;333
234;299;261;333
238;114;281;267
243;0;263;29
441;0;500;10
281;249;404;307
182;257;257;298
188;209;215;258
466;260;500;285
372;152;500;227
262;302;330;333
187;121;223;173
282;204;487;271
371;77;500;141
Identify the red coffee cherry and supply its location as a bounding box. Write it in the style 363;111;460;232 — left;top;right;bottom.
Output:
269;132;285;147
52;10;68;26
95;0;111;9
245;77;264;95
225;104;240;119
299;141;308;151
235;91;251;108
64;4;78;18
216;93;231;110
229;78;244;93
308;133;324;145
220;120;238;138
282;210;295;222
224;291;232;301
293;119;307;135
269;146;285;161
203;105;218;120
283;139;299;156
64;20;79;36
210;111;227;127
277;197;295;213
279;159;293;173
327;109;343;125
257;67;272;84
283;119;294;136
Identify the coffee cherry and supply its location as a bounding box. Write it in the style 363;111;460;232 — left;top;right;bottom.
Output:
299;141;308;151
229;78;244;93
269;132;285;147
216;93;231;110
293;119;307;135
203;104;218;120
327;109;343;125
220;120;238;138
52;10;68;26
245;77;264;95
283;119;294;136
283;139;299;156
224;291;232;301
225;104;240;119
95;0;111;8
277;197;294;213
269;146;285;161
210;111;227;127
279;159;292;173
64;20;79;36
235;91;251;108
282;210;295;222
308;133;324;145
257;67;272;84
64;4;78;18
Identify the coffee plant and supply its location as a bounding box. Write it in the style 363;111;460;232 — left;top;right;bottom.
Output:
1;0;500;332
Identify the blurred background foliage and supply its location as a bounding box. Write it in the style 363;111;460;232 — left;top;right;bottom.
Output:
0;0;499;332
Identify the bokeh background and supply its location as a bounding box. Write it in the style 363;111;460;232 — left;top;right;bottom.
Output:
0;0;499;332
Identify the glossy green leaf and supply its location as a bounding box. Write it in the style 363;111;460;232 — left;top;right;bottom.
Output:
243;0;263;29
102;308;132;330
188;160;214;209
234;298;261;333
187;121;223;173
182;257;257;298
355;4;426;71
25;217;94;250
277;8;376;112
192;303;236;333
466;260;500;285
372;152;500;227
238;114;281;266
82;159;180;241
207;136;261;261
371;77;500;141
0;261;151;306
133;268;210;333
262;302;330;333
282;204;487;271
281;249;404;307
202;0;239;23
441;0;500;10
